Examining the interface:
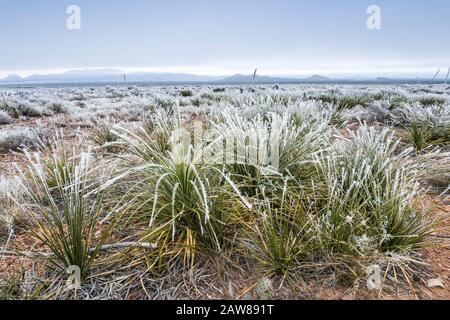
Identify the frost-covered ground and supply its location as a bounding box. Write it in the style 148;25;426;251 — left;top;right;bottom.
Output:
0;84;449;300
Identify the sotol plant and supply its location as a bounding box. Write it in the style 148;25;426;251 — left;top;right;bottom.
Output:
313;126;435;256
14;149;111;281
110;124;250;270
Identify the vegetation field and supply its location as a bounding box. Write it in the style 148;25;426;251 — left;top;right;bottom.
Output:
0;84;448;299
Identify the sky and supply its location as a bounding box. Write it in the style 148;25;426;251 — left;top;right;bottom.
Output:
0;0;449;79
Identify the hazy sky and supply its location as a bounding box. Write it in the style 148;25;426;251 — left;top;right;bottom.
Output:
0;0;449;78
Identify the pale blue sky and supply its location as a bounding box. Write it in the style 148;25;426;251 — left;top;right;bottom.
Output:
0;0;449;78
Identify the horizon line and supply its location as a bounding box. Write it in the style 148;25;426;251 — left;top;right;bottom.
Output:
1;65;450;81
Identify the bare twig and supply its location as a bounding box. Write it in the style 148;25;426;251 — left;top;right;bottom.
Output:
0;241;157;258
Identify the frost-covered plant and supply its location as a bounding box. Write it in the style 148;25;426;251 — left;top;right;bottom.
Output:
0;126;44;153
0;176;20;238
13;150;111;281
141;107;178;153
35;130;84;189
338;101;391;125
46;101;67;115
313;126;434;256
241;182;313;277
210;107;330;194
415;150;450;193
0;98;19;118
92;118;119;146
110;125;250;269
179;90;193;97
393;103;450;128
154;96;176;110
394;104;450;149
417;96;446;107
0;110;12;125
13;101;43;117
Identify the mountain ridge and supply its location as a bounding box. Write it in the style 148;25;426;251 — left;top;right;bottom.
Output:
0;69;334;84
0;69;440;85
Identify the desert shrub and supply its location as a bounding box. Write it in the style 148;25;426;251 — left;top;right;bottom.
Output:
0;127;44;153
338;102;391;125
154;96;175;110
69;93;85;101
190;98;203;107
0;98;19;118
179;90;193;97
389;95;408;108
14;101;42;117
0;110;12;125
46;101;66;114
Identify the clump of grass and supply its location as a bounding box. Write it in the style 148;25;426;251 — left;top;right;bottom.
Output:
141;108;177;153
0;176;21;237
241;183;312;279
92;118;119;147
210;107;330;196
179;90;193;97
13;149;111;281
111;125;249;270
312;94;372;110
47;101;66;115
417;97;446;107
35;130;84;189
400;122;432;152
415;150;450;193
314;126;435;255
0;110;12;125
190;98;203;107
394;104;449;150
0;98;19;118
0;276;44;300
154;96;176;110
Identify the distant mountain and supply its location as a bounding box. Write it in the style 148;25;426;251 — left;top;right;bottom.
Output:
219;74;300;83
304;74;331;82
0;69;223;84
2;74;23;82
219;73;335;84
1;70;422;85
375;77;392;81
